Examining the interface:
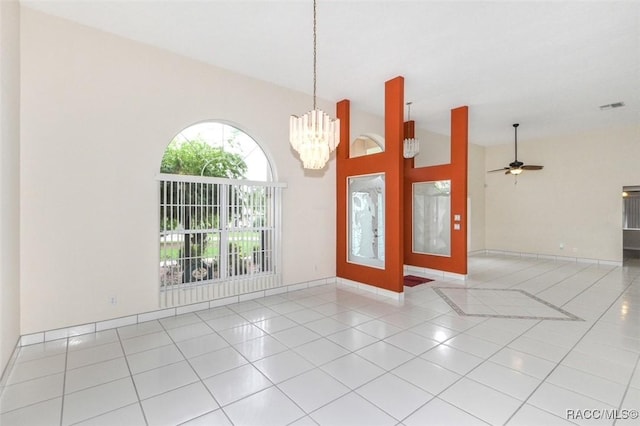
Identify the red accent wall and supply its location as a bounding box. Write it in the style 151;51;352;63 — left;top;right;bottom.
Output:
403;106;469;274
336;77;405;293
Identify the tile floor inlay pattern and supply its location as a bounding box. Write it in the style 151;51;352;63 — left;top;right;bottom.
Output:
433;287;584;321
1;254;638;425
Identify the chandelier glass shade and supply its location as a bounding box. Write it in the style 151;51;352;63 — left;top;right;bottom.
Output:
403;137;419;159
290;109;340;170
289;0;340;170
403;102;420;159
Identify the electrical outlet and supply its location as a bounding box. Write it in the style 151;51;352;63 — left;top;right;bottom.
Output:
559;243;564;250
109;296;117;305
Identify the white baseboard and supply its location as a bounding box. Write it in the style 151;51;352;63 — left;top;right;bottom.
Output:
336;277;404;302
404;264;467;281
480;249;622;267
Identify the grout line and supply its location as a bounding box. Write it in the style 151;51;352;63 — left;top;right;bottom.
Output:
161;309;260;424
614;353;640;426
502;274;637;425
66;402;142;426
2;256;638;425
114;328;149;426
0;336;21;393
403;316;582;424
392;258;611;424
57;338;70;426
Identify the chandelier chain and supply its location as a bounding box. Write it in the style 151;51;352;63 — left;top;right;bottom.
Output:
289;0;340;170
313;0;317;110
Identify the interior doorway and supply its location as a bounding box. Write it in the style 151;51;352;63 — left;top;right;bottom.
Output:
623;185;640;263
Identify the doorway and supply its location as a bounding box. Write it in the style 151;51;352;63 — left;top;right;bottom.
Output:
623;185;640;263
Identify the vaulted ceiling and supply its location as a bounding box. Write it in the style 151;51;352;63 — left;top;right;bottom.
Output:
22;1;640;145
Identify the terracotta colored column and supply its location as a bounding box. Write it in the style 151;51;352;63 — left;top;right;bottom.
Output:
335;77;405;293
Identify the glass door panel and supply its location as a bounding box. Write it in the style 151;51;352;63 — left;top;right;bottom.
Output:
348;174;385;268
413;180;451;256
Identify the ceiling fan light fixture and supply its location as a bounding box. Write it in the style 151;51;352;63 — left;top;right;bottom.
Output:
487;123;544;175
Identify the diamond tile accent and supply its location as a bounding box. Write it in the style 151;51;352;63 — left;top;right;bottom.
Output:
433;287;583;321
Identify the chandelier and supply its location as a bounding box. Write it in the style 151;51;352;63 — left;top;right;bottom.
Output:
290;0;340;170
403;102;420;159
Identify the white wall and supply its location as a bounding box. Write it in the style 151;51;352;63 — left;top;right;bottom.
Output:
19;8;384;334
0;0;21;374
468;143;486;252
414;129;450;168
485;124;640;262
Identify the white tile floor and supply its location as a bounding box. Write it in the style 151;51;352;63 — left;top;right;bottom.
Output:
1;254;639;425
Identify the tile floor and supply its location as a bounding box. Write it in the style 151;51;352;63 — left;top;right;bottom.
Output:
1;254;639;425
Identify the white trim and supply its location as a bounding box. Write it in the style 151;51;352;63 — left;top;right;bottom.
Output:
44;324;96;342
155;173;287;188
538;254;557;261
138;308;176;323
96;315;137;332
336;277;404;302
176;302;209;315
209;296;239;308
265;286;288;296
467;249;486;256
600;259;624;267
403;264;467;281
307;278;330;288
478;249;623;267
520;252;539;259
239;291;266;302
19;333;44;346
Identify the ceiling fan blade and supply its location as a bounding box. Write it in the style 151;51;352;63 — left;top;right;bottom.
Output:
522;165;543;170
488;167;509;173
505;170;512;175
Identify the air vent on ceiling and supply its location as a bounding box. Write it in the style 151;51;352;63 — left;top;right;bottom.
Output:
599;101;625;110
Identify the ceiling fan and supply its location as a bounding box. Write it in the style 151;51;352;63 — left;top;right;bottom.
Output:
489;123;543;175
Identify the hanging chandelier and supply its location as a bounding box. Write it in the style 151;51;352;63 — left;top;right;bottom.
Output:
289;0;340;170
403;102;420;159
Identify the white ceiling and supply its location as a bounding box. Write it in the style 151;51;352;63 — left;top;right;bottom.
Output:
22;1;640;146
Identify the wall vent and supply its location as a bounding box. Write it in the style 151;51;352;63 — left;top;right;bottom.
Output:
599;101;625;110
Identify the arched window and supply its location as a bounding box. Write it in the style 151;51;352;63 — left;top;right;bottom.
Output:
165;121;272;181
349;134;384;158
158;122;284;307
